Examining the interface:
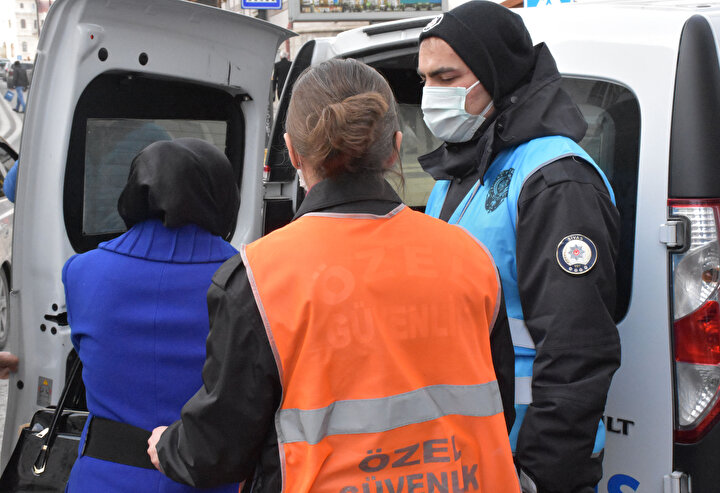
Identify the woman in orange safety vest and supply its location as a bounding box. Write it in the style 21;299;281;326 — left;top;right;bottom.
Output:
148;58;520;493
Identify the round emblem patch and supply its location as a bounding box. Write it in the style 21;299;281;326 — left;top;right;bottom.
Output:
556;234;598;275
422;14;443;32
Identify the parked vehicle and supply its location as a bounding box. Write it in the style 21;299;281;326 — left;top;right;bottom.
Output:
0;60;10;82
3;0;720;492
0;0;292;483
261;3;720;492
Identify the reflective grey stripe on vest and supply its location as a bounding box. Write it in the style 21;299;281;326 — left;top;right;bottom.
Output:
277;382;503;445
509;317;534;350
515;376;532;406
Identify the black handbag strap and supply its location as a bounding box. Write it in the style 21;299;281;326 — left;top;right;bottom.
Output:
32;357;82;475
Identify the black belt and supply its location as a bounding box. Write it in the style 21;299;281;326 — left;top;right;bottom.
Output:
83;416;155;470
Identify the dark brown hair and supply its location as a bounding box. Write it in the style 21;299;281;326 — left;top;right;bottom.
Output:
285;58;400;179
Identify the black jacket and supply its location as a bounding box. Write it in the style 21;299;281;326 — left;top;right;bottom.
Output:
419;44;621;493
156;175;515;492
12;64;29;89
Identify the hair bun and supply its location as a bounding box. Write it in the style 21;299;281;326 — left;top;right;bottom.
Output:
285;58;400;179
320;92;389;160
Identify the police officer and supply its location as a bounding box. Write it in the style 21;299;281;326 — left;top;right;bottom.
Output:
417;2;621;492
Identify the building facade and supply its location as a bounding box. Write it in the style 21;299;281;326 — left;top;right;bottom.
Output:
0;0;15;59
3;0;50;61
223;0;368;61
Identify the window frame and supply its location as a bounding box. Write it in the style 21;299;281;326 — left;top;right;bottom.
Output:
63;72;246;253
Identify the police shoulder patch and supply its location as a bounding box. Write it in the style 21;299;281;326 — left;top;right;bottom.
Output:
556;234;598;275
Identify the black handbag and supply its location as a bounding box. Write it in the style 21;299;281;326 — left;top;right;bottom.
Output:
0;357;87;492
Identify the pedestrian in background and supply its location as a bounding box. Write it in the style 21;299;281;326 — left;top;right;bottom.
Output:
11;61;28;114
417;2;621;492
272;51;291;100
148;58;520;493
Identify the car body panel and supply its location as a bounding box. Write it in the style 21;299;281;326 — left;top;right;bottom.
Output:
0;60;10;81
2;0;292;469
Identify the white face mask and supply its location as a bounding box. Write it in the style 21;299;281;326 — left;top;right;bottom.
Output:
421;80;494;143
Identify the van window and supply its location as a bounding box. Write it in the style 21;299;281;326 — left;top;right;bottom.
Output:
83;118;227;235
561;78;640;320
64;73;245;253
367;53;640;320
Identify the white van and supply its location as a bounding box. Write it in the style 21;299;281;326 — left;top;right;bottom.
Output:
3;0;720;492
0;0;293;482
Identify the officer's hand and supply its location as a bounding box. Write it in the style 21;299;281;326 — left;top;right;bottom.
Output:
147;425;168;472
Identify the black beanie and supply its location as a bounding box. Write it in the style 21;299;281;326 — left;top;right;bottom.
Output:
419;1;535;102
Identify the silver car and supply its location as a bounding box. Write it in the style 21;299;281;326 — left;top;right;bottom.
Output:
0;60;10;82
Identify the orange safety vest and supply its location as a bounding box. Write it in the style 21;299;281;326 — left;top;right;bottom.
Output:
242;205;520;493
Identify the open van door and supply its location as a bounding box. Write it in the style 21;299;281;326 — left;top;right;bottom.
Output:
2;0;293;468
261;40;318;233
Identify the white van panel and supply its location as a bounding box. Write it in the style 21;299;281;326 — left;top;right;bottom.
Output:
514;9;684;491
2;0;292;469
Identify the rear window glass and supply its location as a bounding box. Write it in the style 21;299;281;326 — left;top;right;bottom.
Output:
65;73;243;253
83;118;227;235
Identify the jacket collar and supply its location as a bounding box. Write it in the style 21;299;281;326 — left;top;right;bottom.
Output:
99;219;237;263
294;173;403;220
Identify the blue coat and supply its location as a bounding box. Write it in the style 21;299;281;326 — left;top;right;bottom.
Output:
3;160;17;203
63;219;239;493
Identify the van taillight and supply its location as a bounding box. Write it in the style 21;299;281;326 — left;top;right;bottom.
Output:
670;199;720;443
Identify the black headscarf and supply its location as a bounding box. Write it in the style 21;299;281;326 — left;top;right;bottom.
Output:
118;138;239;239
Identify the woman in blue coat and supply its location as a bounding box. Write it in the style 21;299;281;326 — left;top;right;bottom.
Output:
63;138;240;493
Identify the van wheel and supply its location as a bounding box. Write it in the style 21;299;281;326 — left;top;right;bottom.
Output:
0;268;9;348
